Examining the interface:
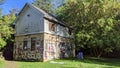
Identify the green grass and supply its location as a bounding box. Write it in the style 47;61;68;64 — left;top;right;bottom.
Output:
18;57;120;68
0;58;6;68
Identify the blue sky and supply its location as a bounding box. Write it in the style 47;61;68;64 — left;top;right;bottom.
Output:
0;0;33;15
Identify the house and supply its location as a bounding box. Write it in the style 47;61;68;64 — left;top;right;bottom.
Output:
13;3;75;62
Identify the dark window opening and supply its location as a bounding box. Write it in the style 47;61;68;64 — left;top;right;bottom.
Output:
27;14;30;17
23;40;28;50
49;22;56;32
68;29;72;35
31;37;36;51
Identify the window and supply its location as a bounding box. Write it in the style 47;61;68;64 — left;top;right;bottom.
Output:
23;39;28;50
27;14;30;17
68;29;72;35
31;37;36;51
49;22;56;32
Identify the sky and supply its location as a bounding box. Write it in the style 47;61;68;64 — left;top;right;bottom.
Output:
0;0;34;15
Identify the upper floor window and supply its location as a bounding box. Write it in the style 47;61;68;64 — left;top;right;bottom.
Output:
68;29;72;35
31;37;36;51
49;22;56;32
27;14;30;17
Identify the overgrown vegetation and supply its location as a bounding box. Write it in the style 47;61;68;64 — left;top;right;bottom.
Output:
0;10;16;50
0;0;120;58
57;0;120;58
33;0;55;13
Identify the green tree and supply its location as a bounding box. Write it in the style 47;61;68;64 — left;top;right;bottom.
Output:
57;0;120;57
33;0;55;13
0;10;16;50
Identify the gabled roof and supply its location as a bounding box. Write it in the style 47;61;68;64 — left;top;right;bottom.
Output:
15;3;71;28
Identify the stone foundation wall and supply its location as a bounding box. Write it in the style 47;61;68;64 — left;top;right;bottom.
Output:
14;33;44;61
14;33;75;62
43;33;75;61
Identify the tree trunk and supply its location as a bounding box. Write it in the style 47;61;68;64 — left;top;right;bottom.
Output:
97;51;103;58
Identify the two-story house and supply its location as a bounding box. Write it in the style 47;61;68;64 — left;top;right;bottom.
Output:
14;3;75;62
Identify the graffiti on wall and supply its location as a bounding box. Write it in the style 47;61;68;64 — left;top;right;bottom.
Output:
44;39;73;60
14;36;74;61
44;41;56;59
14;37;44;61
17;42;22;58
59;42;72;58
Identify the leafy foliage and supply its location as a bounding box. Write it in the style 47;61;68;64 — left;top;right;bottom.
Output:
0;11;16;50
57;0;120;57
33;0;55;13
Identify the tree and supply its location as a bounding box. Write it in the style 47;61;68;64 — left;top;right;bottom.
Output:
9;8;19;14
57;0;120;57
33;0;55;13
0;10;16;50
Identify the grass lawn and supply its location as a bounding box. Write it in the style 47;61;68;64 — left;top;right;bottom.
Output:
17;57;120;68
0;58;6;68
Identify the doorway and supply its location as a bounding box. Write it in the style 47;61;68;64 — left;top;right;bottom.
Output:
3;42;13;60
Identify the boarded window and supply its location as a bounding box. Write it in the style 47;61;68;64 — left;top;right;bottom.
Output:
31;37;36;51
49;22;56;32
23;39;28;50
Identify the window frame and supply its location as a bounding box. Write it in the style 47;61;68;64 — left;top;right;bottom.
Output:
31;37;36;51
23;39;28;51
49;22;56;32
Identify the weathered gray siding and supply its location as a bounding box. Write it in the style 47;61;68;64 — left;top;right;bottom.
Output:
15;6;44;36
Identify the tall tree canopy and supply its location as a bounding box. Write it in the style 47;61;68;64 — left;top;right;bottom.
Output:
0;10;16;50
57;0;120;57
33;0;55;13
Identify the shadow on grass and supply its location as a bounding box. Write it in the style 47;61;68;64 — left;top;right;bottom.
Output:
9;59;42;63
59;57;120;68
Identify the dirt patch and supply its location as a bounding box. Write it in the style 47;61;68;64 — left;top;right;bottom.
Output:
4;61;18;68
